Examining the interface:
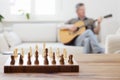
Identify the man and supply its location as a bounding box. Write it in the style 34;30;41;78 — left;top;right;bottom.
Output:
61;3;104;53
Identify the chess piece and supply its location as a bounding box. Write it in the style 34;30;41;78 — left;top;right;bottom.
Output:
34;50;39;65
21;48;24;58
14;48;18;57
49;47;53;58
68;55;74;64
63;48;67;58
52;52;56;64
56;48;60;58
59;54;64;65
42;43;46;57
45;48;48;57
19;55;23;65
30;46;32;57
27;52;31;65
10;55;15;65
44;56;49;65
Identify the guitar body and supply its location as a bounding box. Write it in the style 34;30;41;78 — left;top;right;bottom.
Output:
59;21;86;44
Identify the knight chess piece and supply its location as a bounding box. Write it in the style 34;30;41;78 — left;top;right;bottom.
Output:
52;52;56;64
27;52;31;65
10;55;15;65
19;55;23;65
59;54;64;65
68;55;74;64
34;50;39;65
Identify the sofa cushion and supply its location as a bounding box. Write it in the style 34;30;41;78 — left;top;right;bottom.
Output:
4;31;22;47
0;33;9;52
12;23;57;42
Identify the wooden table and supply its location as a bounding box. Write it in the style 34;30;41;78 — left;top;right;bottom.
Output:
1;54;120;80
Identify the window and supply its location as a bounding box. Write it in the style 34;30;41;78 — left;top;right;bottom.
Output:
10;0;57;15
10;0;31;15
35;0;56;15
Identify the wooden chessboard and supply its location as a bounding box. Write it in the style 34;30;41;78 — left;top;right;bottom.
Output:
4;55;79;73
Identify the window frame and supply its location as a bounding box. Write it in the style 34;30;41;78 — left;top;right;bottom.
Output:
8;0;63;21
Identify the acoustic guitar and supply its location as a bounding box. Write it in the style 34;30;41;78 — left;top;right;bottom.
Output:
59;14;112;44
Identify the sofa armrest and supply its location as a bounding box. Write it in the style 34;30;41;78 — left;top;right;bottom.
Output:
105;35;120;53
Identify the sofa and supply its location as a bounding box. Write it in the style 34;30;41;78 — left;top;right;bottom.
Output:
0;23;119;55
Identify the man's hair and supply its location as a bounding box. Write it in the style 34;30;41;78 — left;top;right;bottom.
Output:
76;3;84;9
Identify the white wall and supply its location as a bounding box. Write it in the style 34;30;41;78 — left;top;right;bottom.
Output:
0;0;120;42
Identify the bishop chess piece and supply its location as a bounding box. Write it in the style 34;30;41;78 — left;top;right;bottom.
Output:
10;55;15;65
27;52;31;65
34;50;39;65
52;52;56;64
68;55;74;64
19;55;23;65
44;56;49;65
59;54;64;65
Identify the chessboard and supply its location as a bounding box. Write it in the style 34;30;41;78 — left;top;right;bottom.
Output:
4;43;79;73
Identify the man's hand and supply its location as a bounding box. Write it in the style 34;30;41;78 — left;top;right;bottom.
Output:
68;25;77;32
97;17;103;24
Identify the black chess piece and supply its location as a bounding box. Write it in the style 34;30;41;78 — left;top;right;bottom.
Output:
34;51;39;65
19;55;23;65
10;55;15;65
45;48;48;57
68;55;73;64
27;52;31;65
59;54;64;65
52;52;56;64
44;56;49;65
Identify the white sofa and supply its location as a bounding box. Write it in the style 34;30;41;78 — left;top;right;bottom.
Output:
0;23;84;55
105;27;120;53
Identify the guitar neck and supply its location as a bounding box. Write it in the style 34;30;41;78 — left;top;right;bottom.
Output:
93;14;112;23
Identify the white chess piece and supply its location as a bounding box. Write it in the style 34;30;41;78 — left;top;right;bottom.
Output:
42;43;46;57
56;48;60;58
21;48;24;58
49;47;53;58
30;46;32;57
63;48;67;58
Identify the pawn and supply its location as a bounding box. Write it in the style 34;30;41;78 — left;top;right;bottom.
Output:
10;55;15;65
27;52;31;65
68;55;74;64
59;54;64;65
44;56;49;65
19;55;23;65
52;52;56;64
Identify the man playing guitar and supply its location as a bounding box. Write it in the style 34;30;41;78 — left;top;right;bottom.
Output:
60;3;104;53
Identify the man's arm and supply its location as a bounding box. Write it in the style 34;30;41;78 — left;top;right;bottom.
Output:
94;17;102;34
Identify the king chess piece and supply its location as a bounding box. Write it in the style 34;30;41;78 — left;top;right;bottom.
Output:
34;50;39;65
10;55;15;65
59;54;64;65
27;52;31;65
52;52;56;64
19;55;23;65
68;55;74;64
